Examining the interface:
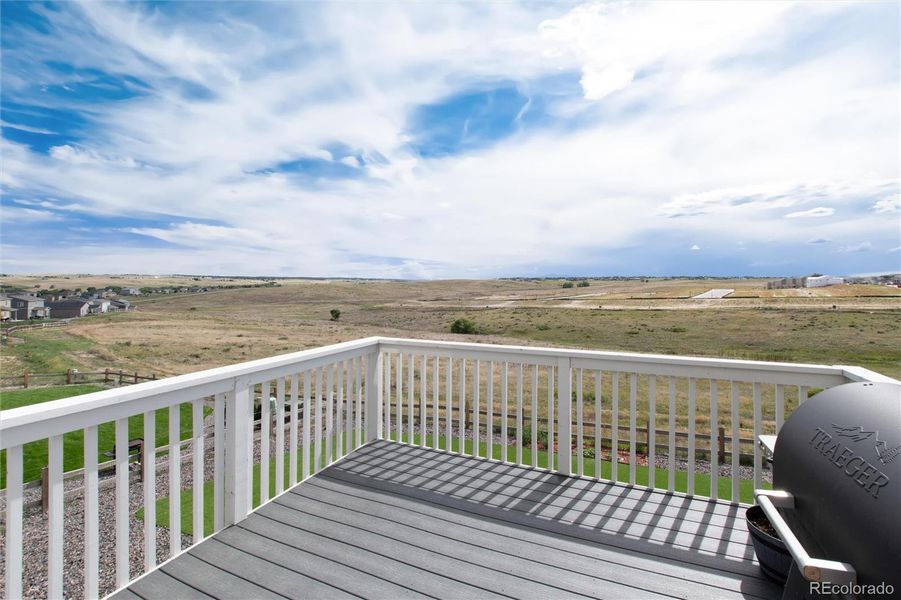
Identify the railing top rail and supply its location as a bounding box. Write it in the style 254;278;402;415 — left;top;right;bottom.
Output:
2;335;894;449
377;336;885;379
0;337;380;449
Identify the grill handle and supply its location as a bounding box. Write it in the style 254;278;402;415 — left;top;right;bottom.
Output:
755;489;857;585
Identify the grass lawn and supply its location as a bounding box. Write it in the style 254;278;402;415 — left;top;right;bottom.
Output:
4;329;98;373
143;433;768;537
0;385;201;488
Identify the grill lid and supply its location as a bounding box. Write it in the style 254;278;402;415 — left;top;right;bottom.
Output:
772;382;901;591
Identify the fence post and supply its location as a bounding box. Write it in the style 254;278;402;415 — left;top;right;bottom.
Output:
118;370;123;385
718;426;726;463
134;372;138;384
556;357;572;476
66;369;73;385
104;368;110;383
224;377;252;526
23;370;29;388
365;349;383;442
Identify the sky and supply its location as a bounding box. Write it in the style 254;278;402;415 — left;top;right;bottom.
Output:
1;1;899;279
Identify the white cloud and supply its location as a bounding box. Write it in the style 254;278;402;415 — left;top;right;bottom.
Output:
872;195;900;213
537;1;816;101
785;207;835;219
1;1;899;276
690;244;701;251
838;241;873;253
127;222;274;250
0;120;55;135
0;206;64;222
49;145;138;169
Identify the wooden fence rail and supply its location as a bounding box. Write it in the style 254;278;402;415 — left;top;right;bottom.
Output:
0;319;72;341
394;401;749;462
1;369;157;389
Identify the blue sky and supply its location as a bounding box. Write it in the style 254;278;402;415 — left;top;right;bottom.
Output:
1;1;899;278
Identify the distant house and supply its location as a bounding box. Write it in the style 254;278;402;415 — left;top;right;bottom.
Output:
8;294;50;320
46;300;90;319
805;275;844;288
0;294;12;321
109;299;131;311
88;299;111;314
121;287;142;296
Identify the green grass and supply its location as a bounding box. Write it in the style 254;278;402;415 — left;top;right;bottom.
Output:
0;384;104;410
0;385;201;488
4;329;97;373
143;434;767;537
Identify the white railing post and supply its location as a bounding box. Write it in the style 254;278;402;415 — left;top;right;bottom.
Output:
556;357;572;476
366;350;383;441
224;377;252;525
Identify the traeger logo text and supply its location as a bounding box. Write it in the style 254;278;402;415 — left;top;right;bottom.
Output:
809;427;890;499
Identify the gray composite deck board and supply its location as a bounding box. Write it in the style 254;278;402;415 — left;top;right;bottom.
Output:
298;477;773;599
115;440;780;600
334;447;753;543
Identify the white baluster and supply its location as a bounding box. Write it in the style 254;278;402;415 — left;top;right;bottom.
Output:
84;428;99;599
556;358;572;476
629;373;637;485
5;445;24;600
192;398;205;545
648;376;656;490
668;378;676;493
688;378;696;496
731;381;740;503
169;403;181;555
576;368;584;475
710;380;718;500
144;410;156;569
115;417;129;587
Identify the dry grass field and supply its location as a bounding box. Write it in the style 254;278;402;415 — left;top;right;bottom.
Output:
2;277;899;383
0;276;898;479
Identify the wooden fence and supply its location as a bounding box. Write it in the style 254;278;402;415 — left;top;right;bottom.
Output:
1;369;157;389
1;319;72;341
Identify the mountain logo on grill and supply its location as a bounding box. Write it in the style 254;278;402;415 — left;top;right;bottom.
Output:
833;424;901;465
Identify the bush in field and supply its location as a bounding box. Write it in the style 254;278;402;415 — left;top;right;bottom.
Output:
520;427;550;448
577;280;590;287
450;318;480;334
330;308;341;321
561;281;575;289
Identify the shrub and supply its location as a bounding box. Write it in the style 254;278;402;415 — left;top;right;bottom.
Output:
450;318;479;334
561;281;575;289
577;280;590;287
330;308;341;321
520;427;549;448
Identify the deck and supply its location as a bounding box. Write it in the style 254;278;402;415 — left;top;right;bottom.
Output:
113;440;778;599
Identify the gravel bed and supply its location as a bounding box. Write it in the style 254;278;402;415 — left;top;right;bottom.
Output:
0;419;768;598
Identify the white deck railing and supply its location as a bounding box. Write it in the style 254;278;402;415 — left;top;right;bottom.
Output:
1;337;893;599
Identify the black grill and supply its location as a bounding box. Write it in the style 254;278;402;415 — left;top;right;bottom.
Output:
757;382;900;599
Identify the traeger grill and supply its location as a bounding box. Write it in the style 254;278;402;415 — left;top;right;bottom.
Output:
755;382;901;599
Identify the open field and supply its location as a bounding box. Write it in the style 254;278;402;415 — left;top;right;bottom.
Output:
2;277;899;381
2;277;896;479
